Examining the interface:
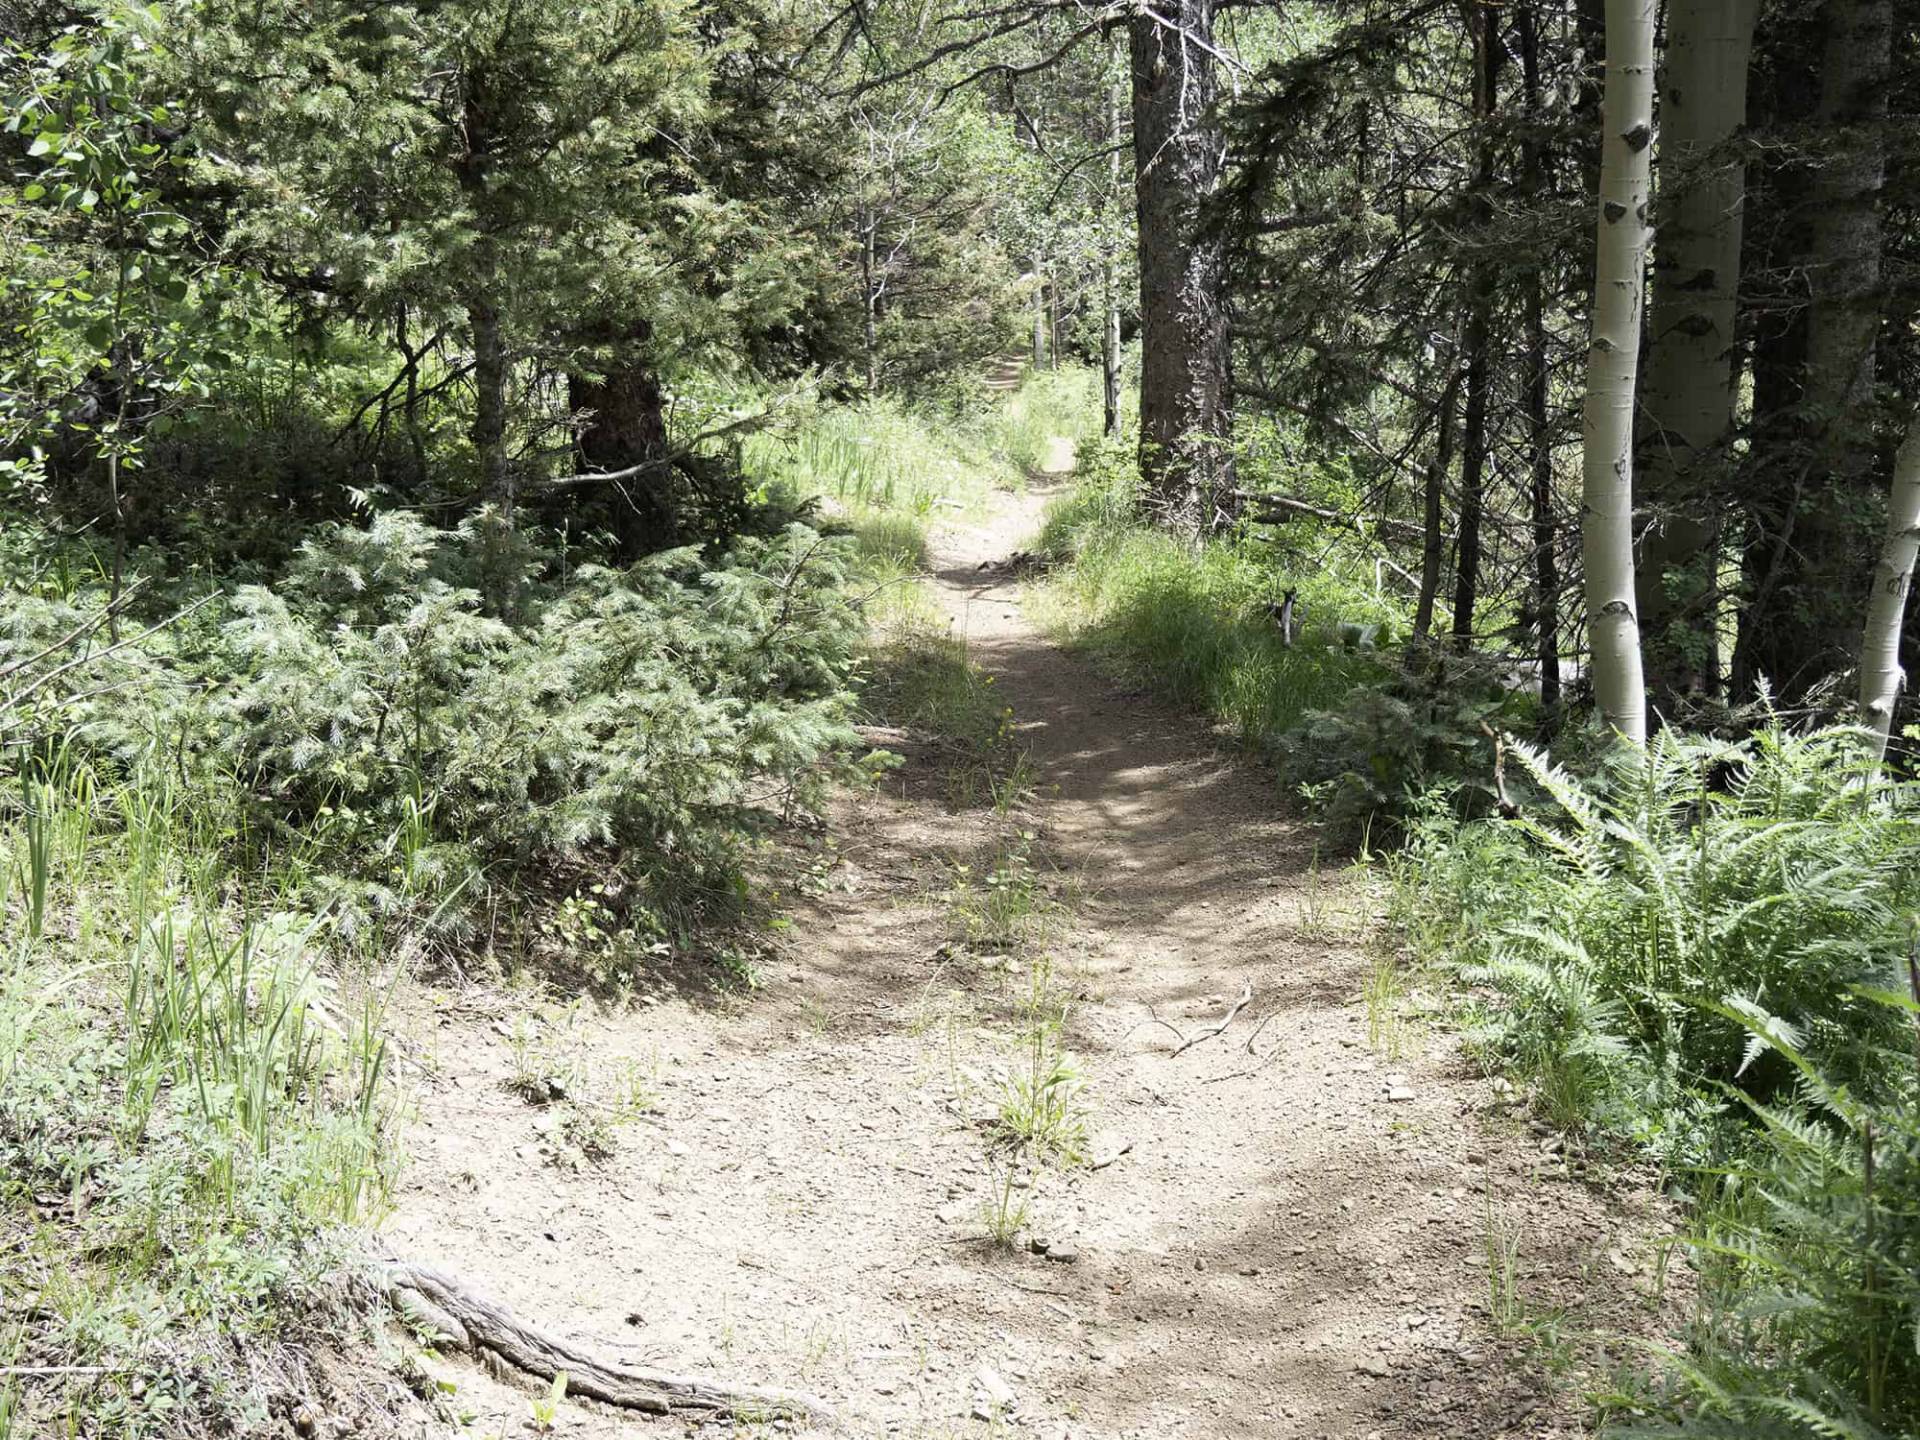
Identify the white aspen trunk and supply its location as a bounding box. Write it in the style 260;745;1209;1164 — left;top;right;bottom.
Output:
1859;422;1920;762
1633;0;1756;703
1579;0;1655;745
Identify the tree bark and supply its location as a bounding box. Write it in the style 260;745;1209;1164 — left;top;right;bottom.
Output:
469;289;510;509
568;320;674;562
861;209;880;394
1520;3;1561;714
1859;421;1920;762
1031;261;1048;369
1733;0;1890;699
1129;0;1235;526
456;81;512;516
1412;365;1464;646
1633;0;1756;710
1103;44;1125;437
1450;0;1502;652
1578;0;1655;745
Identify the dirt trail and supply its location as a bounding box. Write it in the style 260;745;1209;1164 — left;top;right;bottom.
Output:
382;444;1670;1438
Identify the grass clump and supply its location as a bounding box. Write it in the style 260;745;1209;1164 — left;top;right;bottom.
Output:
0;751;393;1435
741;394;1015;524
1036;439;1398;751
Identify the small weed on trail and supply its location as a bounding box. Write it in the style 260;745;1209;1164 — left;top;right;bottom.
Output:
502;1001;661;1161
993;955;1088;1164
944;832;1056;952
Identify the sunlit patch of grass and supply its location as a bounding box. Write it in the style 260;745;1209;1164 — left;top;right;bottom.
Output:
1035;507;1389;747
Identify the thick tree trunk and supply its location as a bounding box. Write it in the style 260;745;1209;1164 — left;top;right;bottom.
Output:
1520;4;1560;713
1129;0;1235;526
1733;0;1890;699
569;322;674;562
1579;0;1655;745
469;290;510;509
1633;0;1756;710
1859;422;1920;761
1450;0;1502;652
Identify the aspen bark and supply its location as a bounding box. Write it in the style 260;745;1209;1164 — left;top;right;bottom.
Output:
1578;0;1654;744
1859;423;1920;762
1633;0;1756;705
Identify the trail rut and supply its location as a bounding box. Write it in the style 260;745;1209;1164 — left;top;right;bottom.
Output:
383;461;1673;1438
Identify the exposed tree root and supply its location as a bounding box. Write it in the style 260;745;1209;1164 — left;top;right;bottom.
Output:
377;1260;839;1428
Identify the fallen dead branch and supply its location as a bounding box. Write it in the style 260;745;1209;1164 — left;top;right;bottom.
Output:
1168;980;1254;1057
377;1261;838;1428
1088;1139;1134;1170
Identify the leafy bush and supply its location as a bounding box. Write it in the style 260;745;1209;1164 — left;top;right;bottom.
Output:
1283;651;1540;844
5;511;871;943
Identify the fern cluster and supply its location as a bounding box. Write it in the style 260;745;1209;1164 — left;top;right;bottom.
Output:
1623;1011;1920;1439
1392;723;1920;1436
1399;724;1918;1149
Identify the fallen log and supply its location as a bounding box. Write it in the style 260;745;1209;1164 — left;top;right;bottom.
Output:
377;1261;839;1428
1233;490;1436;544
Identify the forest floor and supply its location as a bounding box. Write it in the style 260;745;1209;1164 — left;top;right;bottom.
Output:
375;436;1683;1438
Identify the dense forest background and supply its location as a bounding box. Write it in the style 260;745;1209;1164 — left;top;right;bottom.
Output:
3;0;1919;1436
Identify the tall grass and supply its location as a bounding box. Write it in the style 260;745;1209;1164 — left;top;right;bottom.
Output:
1;746;393;1432
1035;442;1396;744
995;365;1105;476
741;396;1015;523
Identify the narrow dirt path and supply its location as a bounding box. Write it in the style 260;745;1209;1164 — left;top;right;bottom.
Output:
382;452;1671;1438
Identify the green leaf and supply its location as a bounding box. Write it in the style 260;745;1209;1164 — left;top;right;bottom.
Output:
20;183;44;201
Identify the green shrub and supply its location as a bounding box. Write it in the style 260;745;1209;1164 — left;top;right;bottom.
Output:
1037;454;1394;748
3;511;871;943
1283;651;1540;844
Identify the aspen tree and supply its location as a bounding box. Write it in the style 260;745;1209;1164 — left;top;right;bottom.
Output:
1578;0;1655;744
1859;423;1920;763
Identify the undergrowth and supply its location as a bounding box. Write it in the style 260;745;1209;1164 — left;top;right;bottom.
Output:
1387;723;1920;1438
1035;436;1401;759
0;747;394;1434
